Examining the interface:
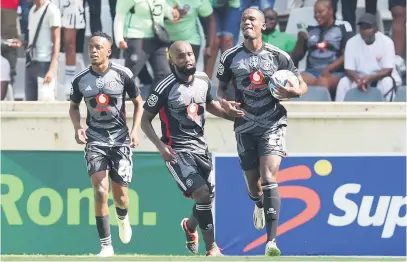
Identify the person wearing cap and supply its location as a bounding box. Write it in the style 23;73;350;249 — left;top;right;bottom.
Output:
335;13;402;102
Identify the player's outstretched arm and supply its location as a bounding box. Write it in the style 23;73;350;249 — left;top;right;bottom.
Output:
206;100;235;122
217;81;245;118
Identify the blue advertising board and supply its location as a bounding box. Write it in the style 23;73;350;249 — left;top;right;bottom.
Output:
214;155;406;256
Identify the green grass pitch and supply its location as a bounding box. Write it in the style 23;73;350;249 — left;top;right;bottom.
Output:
1;255;406;261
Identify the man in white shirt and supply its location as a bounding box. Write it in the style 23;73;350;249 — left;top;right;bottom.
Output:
26;0;61;101
336;13;402;102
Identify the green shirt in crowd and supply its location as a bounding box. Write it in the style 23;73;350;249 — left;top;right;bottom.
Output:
262;29;297;53
117;0;173;39
164;0;213;45
210;0;240;8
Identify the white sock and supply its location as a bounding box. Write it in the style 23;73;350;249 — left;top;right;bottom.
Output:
65;65;76;84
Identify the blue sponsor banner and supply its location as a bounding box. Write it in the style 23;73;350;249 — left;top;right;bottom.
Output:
214;155;406;256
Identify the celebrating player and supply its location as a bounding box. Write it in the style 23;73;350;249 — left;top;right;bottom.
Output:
216;8;308;256
141;41;233;257
68;31;143;257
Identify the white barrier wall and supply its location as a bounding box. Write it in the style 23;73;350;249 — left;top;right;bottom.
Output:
1;102;406;154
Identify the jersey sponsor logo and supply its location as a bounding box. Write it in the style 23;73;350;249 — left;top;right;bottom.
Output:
96;94;109;107
96;77;104;89
187;103;199;121
249;71;267;89
217;63;225;75
147;94;159;107
316;41;328;50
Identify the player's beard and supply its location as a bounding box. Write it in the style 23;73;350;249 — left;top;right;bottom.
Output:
171;63;196;76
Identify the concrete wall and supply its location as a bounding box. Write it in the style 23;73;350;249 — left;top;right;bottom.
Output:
1;102;406;154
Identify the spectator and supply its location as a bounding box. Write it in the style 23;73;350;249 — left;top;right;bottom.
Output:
262;8;296;53
164;0;216;62
53;0;85;99
291;0;352;98
1;0;20;84
76;0;120;57
1;38;22;100
331;0;377;31
1;55;11;100
26;0;61;101
114;0;177;88
240;0;274;11
389;0;406;78
19;0;33;43
204;0;241;79
335;13;402;102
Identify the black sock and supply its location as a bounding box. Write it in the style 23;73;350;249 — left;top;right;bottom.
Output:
262;182;280;242
187;204;199;232
195;203;216;251
96;215;111;246
248;192;263;208
115;207;128;220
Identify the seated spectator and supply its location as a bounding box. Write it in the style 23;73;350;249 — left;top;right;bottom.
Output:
291;0;352;98
262;8;296;53
164;0;216;63
1;55;11;100
1;0;20;84
1;38;21;100
389;0;406;79
335;13;402;102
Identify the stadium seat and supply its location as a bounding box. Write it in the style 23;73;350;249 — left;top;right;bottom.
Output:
394;86;406;102
344;87;384;102
291;85;332;101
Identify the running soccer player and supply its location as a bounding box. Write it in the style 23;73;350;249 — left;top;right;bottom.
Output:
216;8;308;256
141;41;233;257
68;31;143;257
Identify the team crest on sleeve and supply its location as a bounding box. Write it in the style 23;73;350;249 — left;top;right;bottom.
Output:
217;63;224;75
147;94;158;107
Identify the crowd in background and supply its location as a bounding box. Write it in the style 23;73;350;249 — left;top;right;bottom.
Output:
1;0;406;102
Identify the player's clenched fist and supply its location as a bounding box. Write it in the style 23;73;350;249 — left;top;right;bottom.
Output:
75;128;87;144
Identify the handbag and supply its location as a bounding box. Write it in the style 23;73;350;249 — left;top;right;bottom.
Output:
26;4;50;67
146;0;171;45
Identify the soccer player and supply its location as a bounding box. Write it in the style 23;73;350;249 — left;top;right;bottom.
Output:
216;8;308;256
68;31;143;257
141;41;233;257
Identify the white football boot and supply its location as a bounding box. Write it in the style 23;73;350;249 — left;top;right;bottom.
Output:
265;239;281;256
253;205;265;230
96;245;114;257
116;214;132;244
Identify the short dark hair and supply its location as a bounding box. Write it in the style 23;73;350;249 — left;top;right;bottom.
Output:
91;31;113;44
